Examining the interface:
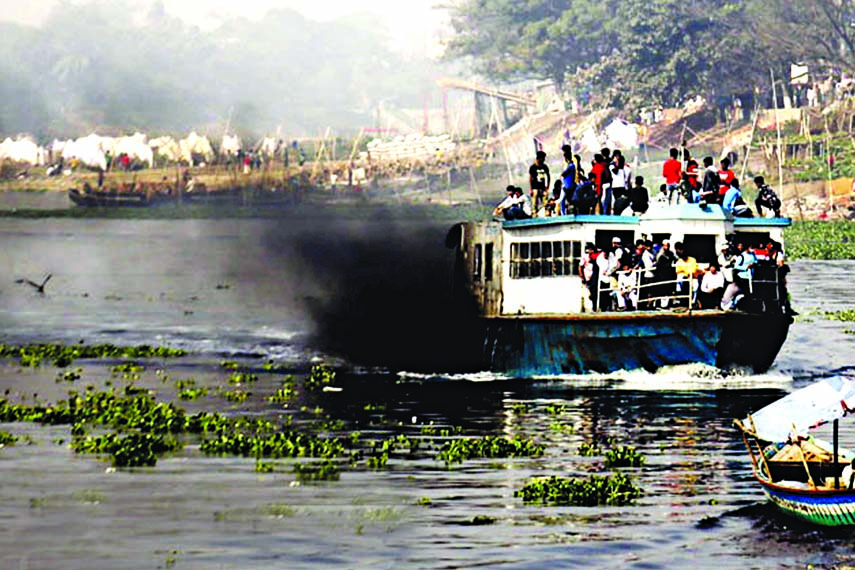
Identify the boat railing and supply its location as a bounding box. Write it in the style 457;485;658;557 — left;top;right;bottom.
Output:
595;265;784;313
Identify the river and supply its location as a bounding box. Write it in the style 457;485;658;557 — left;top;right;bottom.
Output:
0;209;853;569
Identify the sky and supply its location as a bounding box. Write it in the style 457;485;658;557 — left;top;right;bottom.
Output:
0;0;449;56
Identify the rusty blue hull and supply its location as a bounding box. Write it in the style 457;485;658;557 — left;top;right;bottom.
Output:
479;310;791;376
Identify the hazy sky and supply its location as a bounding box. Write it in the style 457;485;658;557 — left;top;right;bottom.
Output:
0;0;448;56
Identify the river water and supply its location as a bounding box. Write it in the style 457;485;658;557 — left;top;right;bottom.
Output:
0;206;854;569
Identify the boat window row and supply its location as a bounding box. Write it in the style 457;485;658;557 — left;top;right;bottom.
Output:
509;240;583;279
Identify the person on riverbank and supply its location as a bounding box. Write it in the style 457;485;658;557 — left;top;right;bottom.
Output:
529;150;550;217
754;176;782;217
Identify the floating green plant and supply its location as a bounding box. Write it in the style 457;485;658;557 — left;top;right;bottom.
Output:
577;441;601;457
111;362;144;374
437;435;544;464
178;387;208;401
304;364;336;391
57;368;83;383
293;459;340;481
549;422;575;434
219;389;249;403
200;430;345;459
174;379;196;390
255;460;275;473
219;360;240;370
515;472;642;507
415;497;432;506
824;309;855;322
0;343;186;367
510;403;529;415
604;445;646;468
545;404;568;415
0;429;18;446
72;432;182;467
227;372;258;385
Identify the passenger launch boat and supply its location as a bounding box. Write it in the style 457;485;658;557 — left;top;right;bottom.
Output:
735;377;855;526
446;204;793;376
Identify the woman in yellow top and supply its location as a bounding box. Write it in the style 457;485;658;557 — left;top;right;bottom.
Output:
674;242;699;307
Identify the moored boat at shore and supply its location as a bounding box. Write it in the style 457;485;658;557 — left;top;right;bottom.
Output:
735;377;855;526
446;204;793;376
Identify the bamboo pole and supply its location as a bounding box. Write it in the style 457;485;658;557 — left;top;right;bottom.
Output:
771;68;785;195
739;104;761;183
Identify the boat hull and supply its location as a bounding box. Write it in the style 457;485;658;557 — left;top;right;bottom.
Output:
479;310;792;376
758;478;855;526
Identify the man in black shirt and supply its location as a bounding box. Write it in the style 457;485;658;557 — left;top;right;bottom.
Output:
529;150;551;217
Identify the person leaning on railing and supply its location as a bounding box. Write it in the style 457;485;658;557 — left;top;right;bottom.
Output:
721;242;756;311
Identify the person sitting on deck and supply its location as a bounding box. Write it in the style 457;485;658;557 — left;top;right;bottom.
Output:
723;179;753;217
571;173;598;214
493;186;532;220
754;175;782;218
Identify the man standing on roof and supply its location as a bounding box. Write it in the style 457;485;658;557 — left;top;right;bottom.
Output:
662;148;682;204
718;157;736;200
560;145;577;215
529;150;551;217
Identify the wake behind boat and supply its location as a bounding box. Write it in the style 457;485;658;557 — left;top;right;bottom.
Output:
735;377;855;526
446;203;793;376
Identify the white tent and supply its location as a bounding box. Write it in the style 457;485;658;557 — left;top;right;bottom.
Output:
0;136;47;165
603;118;639;150
180;132;214;163
221;134;241;156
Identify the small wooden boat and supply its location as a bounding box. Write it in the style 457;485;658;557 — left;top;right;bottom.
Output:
68;185;173;208
736;377;855;526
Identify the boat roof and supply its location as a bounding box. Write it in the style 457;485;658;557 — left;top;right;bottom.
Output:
502;204;791;229
742;377;855;442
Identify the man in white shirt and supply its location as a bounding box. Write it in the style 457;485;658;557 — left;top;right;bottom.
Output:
698;264;726;309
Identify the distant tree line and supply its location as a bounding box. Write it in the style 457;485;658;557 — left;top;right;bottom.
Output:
446;0;855;112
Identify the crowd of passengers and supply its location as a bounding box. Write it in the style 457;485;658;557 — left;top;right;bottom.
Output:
494;145;783;220
576;235;793;315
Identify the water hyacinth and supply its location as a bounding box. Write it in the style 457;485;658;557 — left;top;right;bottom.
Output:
516;473;642;507
0;343;186;367
438;435;544;464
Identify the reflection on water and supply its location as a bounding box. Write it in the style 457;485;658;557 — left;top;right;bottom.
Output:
0;216;854;568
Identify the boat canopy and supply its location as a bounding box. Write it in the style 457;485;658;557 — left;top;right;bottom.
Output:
743;377;855;442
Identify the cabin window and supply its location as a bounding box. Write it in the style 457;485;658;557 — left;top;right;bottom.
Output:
473;244;482;281
509;240;583;279
485;243;493;281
